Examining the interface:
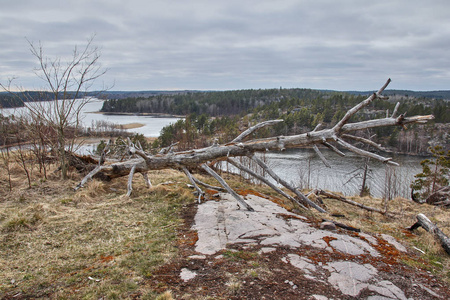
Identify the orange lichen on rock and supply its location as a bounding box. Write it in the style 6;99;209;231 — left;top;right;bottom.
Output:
236;188;295;211
373;236;402;260
236;188;268;198
204;189;220;197
322;236;338;248
268;196;295;211
178;230;199;247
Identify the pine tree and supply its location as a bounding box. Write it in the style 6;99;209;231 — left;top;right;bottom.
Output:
411;145;449;202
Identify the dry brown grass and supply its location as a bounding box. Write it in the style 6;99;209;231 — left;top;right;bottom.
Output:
215;172;449;282
0;161;194;299
311;192;450;282
1;159;449;298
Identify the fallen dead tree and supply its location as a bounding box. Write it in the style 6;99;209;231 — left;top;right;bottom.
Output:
75;79;434;213
425;187;449;207
408;213;450;255
311;189;389;215
411;186;449;207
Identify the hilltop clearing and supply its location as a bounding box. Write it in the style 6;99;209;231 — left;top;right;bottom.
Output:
0;162;448;299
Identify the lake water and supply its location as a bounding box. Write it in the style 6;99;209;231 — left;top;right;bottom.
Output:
1;99;181;138
1;99;424;198
264;148;423;199
81;100;181;137
219;148;423;199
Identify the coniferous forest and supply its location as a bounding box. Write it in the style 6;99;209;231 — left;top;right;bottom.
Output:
99;88;449;153
2;88;448;154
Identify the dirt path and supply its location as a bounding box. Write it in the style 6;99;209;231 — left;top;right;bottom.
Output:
148;193;449;299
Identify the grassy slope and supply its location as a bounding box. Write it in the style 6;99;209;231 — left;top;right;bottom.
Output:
0;165;193;299
0;161;448;299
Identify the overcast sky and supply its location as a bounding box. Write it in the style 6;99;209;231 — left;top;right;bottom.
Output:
1;0;449;91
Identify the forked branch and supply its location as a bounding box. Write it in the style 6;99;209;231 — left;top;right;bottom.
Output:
76;79;434;213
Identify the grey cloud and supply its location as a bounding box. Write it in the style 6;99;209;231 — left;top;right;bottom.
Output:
1;0;450;91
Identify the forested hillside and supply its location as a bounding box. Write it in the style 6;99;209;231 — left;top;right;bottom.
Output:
135;89;449;155
0;91;54;108
2;88;448;155
0;93;24;108
100;88;326;116
100;88;449;123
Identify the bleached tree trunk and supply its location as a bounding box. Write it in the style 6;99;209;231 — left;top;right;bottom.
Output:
409;214;450;255
312;189;388;215
76;79;434;213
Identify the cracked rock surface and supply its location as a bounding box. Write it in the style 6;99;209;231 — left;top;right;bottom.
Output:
187;193;445;299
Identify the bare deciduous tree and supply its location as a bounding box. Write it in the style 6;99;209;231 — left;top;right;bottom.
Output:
1;36;108;179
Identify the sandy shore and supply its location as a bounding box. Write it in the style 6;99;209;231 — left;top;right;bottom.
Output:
91;111;184;118
114;123;145;129
76;136;157;144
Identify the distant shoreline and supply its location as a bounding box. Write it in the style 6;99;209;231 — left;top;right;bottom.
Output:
90;111;185;118
114;123;145;130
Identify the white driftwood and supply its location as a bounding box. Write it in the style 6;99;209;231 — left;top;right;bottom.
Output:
249;154;326;213
126;164;137;197
74;141;111;191
226;157;307;210
182;166;204;203
314;189;388;215
232;119;283;143
191;176;226;192
79;115;432;181
341;134;386;151
409;213;450;255
335;137;398;166
391;102;400;118
322;141;346;156
159;142;179;154
333;78;391;131
313;145;331;167
201;163;255;211
75;79;434;213
142;172;152;188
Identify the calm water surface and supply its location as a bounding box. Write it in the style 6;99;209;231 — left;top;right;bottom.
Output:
264;148;423;198
221;148;423;199
1;99;181;137
2;99;424;198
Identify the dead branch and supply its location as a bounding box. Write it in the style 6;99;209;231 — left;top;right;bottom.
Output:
341;134;386;151
312;145;331;167
191;176;226;192
322;141;346;156
74;142;110;191
335;137;398;166
201;163;255;211
182;167;204;203
322;218;361;232
333;78;391;132
126;164;137;197
142;172;152;188
409;214;450;255
159;142;179;154
226;157;307;210
391;102;400;118
75;79;434;213
249;154;326;212
313;189;388;215
426;186;450;206
232;119;283;143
